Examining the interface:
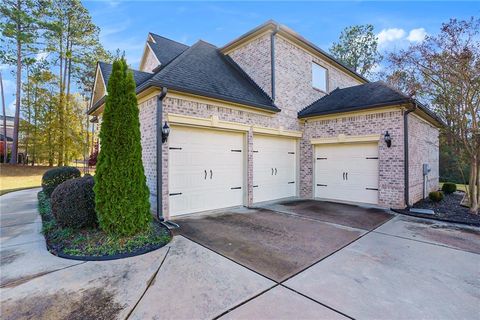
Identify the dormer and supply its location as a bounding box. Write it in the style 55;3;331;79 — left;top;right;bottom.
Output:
139;33;189;73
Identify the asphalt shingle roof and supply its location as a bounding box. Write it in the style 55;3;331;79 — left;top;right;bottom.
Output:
98;61;153;87
298;81;411;118
140;40;277;111
148;33;189;67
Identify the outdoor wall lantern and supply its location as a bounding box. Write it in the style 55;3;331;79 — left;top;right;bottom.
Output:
384;131;392;148
162;121;170;143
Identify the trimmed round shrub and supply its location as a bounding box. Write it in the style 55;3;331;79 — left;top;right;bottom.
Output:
429;191;444;202
51;176;97;229
441;182;457;194
42;166;81;197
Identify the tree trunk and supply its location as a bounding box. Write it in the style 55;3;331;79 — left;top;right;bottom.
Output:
10;2;22;164
469;155;479;214
0;72;7;163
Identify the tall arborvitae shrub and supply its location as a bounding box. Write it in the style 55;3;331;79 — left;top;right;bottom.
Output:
94;58;151;236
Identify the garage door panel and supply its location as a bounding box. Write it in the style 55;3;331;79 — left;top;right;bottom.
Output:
169;126;245;216
253;135;297;203
315;143;379;205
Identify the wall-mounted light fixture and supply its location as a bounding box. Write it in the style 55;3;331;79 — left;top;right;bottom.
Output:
161;121;170;143
384;131;392;148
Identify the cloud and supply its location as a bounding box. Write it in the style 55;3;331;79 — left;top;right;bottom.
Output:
6;100;16;116
35;51;48;61
407;28;427;42
1;78;15;95
377;28;406;45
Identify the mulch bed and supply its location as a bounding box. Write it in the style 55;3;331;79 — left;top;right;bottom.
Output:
395;192;480;227
38;191;171;260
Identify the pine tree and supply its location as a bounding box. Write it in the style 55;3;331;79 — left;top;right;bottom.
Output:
94;58;151;235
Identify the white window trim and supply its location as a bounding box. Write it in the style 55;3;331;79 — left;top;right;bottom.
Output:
312;62;328;93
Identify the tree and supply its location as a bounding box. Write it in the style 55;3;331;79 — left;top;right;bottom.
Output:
387;17;480;214
330;24;382;77
44;0;107;165
1;71;7;163
94;58;151;236
0;0;42;164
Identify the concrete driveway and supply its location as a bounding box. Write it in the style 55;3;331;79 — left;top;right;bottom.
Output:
1;190;479;319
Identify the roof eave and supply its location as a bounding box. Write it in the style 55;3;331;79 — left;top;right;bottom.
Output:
298;99;410;119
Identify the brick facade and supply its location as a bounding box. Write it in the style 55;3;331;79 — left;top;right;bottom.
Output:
119;26;440;218
408;114;440;204
302;110;406;208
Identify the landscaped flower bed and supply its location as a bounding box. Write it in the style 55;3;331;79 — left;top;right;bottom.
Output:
39;191;171;260
403;192;480;226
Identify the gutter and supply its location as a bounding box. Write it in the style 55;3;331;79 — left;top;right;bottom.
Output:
156;87;168;221
403;100;417;208
270;25;279;101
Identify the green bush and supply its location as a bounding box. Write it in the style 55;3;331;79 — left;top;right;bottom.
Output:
94;58;151;236
429;191;444;202
51;176;97;229
41;166;81;197
441;182;457;194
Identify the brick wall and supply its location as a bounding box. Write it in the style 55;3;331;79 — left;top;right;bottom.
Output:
228;33;272;97
302;110;406;208
408;114;440;205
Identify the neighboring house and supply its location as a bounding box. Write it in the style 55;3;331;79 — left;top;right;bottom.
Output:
89;20;442;220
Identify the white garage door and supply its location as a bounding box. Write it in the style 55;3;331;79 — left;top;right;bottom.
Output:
253;135;296;203
315;143;379;204
168;126;244;216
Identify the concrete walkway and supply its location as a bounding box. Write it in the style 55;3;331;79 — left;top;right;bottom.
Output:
1;189;479;319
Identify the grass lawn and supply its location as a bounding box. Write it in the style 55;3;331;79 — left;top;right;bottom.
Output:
439;182;468;192
0;164;51;195
0;164;94;195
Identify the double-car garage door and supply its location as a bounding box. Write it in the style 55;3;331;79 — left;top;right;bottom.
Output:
168;126;297;217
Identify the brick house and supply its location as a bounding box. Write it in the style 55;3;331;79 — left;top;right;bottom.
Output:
88;20;442;220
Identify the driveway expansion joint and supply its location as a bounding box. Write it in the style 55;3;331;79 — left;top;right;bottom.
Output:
279;284;355;320
372;230;480;255
0;261;87;288
125;246;171;319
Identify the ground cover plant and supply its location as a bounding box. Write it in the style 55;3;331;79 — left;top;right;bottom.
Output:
39;191;170;257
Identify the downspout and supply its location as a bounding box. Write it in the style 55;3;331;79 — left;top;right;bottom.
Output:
270;25;279;101
156;87;168;221
403;100;417;208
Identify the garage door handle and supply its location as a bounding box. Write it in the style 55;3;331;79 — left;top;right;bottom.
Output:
210;169;213;179
271;168;274;175
343;172;345;180
275;168;277;175
204;170;207;180
346;172;348;180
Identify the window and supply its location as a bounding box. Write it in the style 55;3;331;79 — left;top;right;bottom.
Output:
312;63;327;92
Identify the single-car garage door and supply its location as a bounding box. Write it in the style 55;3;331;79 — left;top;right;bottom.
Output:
315;143;379;204
168;126;245;216
253;135;297;203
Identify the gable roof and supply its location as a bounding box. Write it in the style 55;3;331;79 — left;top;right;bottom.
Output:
298;81;444;126
98;61;153;87
137;40;278;112
148;33;189;66
221;20;369;84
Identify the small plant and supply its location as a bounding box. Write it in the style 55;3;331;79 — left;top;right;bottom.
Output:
41;166;81;197
51;176;97;229
429;191;444;202
441;182;457;194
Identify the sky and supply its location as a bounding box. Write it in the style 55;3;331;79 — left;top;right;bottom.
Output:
1;1;478;116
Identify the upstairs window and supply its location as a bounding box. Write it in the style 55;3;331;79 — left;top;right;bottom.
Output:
312;62;327;92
